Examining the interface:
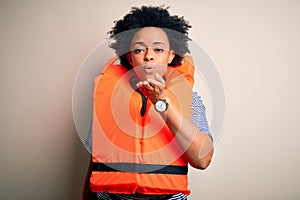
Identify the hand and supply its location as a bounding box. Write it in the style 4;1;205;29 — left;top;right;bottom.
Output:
136;73;166;103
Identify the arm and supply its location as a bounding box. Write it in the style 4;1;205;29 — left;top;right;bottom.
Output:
137;74;214;170
162;98;214;169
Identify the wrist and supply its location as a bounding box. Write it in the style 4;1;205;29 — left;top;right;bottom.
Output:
154;97;171;113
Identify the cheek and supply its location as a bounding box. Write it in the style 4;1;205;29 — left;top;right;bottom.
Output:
160;54;172;65
130;54;143;67
132;66;144;76
157;66;168;76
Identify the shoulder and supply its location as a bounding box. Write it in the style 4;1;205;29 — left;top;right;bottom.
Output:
191;92;205;107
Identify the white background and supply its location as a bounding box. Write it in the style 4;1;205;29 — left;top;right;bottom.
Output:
0;0;299;199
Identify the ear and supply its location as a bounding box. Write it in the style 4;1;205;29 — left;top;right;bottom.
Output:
126;53;134;66
168;50;175;64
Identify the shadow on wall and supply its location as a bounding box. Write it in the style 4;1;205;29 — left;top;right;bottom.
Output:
69;132;90;200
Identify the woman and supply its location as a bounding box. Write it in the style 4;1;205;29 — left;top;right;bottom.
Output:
84;5;214;200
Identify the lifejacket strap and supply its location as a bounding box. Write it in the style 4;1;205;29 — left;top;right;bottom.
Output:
92;162;188;175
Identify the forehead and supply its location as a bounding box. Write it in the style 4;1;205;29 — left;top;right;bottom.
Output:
131;27;170;46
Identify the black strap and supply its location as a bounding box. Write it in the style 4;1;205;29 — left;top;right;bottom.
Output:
92;162;188;175
129;75;148;116
108;193;174;200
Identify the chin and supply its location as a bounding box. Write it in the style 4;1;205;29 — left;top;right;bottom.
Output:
143;74;155;80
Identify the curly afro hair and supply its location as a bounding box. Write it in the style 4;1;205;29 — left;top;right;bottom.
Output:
108;5;192;69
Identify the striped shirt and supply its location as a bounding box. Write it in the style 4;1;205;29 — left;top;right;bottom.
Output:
85;91;211;200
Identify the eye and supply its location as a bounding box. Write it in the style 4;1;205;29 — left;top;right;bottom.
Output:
154;48;164;53
133;48;145;54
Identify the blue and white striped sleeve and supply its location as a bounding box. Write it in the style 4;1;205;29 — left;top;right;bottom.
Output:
84;120;92;154
190;92;212;139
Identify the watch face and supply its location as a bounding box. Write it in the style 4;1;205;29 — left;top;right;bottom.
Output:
155;100;167;112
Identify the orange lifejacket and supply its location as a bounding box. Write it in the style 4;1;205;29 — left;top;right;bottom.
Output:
91;56;195;195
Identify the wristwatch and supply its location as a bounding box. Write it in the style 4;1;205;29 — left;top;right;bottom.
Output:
154;99;169;112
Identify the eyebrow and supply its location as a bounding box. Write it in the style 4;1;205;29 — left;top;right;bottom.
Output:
131;41;166;46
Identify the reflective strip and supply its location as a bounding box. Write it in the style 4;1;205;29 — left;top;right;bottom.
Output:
92;162;188;175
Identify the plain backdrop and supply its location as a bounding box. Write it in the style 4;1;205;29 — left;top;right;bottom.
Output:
0;0;299;199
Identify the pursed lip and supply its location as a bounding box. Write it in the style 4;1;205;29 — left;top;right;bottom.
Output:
143;64;155;73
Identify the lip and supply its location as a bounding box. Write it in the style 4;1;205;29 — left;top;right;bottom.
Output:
143;64;155;73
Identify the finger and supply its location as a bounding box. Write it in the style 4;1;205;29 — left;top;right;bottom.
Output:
147;79;163;88
136;81;144;88
137;81;150;88
137;82;153;93
155;73;166;85
140;81;152;90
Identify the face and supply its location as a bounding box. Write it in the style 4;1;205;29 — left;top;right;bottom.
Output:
128;27;175;80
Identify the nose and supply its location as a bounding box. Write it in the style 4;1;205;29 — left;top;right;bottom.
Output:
144;48;154;61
